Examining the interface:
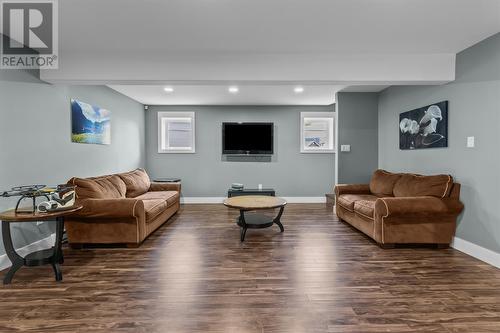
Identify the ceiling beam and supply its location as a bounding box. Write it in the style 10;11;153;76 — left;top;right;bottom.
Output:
41;52;455;85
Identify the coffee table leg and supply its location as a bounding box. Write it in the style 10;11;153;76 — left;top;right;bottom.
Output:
240;226;247;242
239;210;248;242
2;221;24;285
52;217;64;281
274;206;285;232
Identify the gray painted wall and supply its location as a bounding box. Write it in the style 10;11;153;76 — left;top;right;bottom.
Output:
146;105;335;197
336;92;379;184
378;33;500;253
0;69;145;257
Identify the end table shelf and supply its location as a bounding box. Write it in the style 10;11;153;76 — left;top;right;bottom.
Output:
227;188;275;198
0;206;82;284
153;178;181;183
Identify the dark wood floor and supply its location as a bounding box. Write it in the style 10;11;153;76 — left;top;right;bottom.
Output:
1;204;499;332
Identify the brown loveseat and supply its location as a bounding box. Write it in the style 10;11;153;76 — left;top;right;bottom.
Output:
335;169;464;247
66;169;180;247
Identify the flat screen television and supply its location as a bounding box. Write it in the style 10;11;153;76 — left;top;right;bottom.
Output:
222;122;274;155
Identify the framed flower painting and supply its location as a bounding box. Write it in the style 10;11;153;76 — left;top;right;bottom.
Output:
399;101;448;150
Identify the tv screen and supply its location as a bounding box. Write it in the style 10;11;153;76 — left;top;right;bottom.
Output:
222;122;274;155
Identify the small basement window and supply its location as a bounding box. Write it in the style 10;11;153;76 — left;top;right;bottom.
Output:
158;112;195;153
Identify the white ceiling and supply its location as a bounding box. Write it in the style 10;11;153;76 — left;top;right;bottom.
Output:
38;0;500;104
57;0;499;54
108;85;387;106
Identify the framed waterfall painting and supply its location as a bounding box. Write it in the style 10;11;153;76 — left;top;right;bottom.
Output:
71;99;111;145
399;101;448;150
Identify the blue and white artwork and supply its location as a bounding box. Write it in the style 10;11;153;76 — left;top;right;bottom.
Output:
71;99;111;145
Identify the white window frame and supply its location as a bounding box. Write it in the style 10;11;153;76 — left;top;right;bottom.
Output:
158;112;196;153
300;112;336;153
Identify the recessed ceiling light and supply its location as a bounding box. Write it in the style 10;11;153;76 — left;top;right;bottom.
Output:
228;86;239;94
294;86;304;93
164;87;174;93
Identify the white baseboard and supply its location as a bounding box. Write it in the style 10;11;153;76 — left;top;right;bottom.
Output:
283;197;326;203
0;233;56;271
181;197;225;204
181;196;326;204
451;237;500;268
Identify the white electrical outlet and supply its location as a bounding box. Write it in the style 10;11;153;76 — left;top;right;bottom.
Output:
467;136;475;148
340;145;351;152
258;184;263;190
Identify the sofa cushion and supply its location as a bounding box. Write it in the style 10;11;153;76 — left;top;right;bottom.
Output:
354;200;376;219
337;194;378;212
118;169;151;198
369;169;401;197
393;173;453;198
142;199;168;222
135;191;180;207
69;175;126;199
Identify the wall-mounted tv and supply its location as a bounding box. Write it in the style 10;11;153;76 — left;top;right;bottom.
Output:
222;122;274;155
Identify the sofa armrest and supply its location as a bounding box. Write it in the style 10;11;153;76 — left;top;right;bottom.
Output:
71;198;145;219
149;182;181;192
335;184;371;196
375;196;464;218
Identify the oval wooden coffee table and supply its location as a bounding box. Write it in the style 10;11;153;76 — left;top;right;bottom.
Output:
0;206;82;284
223;195;287;242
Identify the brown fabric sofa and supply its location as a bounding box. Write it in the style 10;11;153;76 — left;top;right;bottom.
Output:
335;169;464;247
66;169;180;247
